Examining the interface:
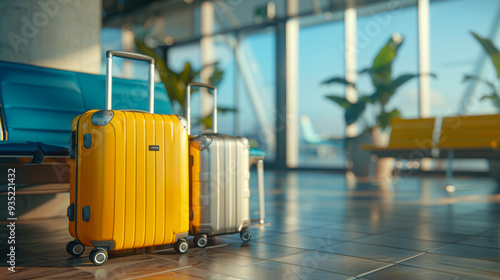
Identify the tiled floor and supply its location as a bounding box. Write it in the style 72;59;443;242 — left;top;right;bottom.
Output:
1;171;500;279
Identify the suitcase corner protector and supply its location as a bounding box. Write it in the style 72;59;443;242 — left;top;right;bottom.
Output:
91;240;115;251
175;232;189;242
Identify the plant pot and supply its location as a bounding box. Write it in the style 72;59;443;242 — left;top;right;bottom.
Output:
345;128;394;182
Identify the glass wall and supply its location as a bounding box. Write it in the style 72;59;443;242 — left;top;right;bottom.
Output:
428;0;499;171
235;29;277;161
165;29;277;161
297;4;420;168
105;0;500;170
430;0;500;117
298;19;346;168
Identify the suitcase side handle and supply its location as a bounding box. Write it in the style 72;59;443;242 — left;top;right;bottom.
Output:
185;82;217;135
106;50;155;113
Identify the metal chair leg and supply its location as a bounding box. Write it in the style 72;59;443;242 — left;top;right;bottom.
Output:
257;159;265;224
446;150;454;186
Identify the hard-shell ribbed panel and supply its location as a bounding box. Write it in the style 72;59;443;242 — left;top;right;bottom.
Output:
134;113;146;248
114;112;126;250
123;113;137;249
144;113;156;247
163;115;175;244
153;114;165;245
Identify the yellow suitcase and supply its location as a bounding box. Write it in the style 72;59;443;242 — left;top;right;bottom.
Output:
66;51;189;266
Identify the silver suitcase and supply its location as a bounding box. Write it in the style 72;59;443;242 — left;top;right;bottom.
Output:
186;83;252;248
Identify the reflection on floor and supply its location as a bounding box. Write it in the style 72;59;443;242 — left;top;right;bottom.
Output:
1;171;500;279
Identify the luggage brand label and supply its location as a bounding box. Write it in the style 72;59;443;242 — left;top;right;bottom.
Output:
149;145;160;151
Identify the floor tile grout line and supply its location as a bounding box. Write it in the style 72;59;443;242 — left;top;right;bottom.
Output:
397;259;500;278
207;245;304;262
265;259;355;278
354;263;395;279
394;252;427;265
353;251;428;279
266;249;313;261
376;232;467;244
423;232;496;254
206;244;229;249
308;249;398;266
397;247;500;275
122;266;192;280
271;249;395;269
150;248;175;253
348;240;442;253
451;242;500;250
252;239;346;251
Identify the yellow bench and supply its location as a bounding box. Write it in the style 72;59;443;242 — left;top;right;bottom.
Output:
364;114;500;181
363;117;436;159
438;114;500;158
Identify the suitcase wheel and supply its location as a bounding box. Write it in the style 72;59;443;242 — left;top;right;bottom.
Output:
89;247;108;266
193;234;208;248
240;229;252;242
66;240;85;257
174;239;189;254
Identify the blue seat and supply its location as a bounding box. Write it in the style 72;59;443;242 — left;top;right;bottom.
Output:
37;142;70;156
77;73;172;114
0;61;172;159
0;61;84;147
0;142;39;156
250;148;265;158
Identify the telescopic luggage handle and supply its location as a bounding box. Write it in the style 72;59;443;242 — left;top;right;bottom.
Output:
106;50;155;113
185;83;217;135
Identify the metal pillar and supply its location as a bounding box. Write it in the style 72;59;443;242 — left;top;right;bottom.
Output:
276;0;300;168
418;0;430;118
257;160;265;224
344;0;358;137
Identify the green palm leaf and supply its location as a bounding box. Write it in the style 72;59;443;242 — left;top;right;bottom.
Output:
471;31;500;79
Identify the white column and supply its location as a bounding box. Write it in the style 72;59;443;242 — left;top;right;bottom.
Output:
418;0;430;118
418;0;432;170
200;1;215;123
286;0;300;168
344;0;357;137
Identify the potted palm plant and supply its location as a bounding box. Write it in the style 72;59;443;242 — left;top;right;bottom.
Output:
135;38;235;129
322;33;433;179
465;31;500;182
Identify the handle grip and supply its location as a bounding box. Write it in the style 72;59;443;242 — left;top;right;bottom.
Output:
105;50;155;113
185;83;217;135
107;51;155;62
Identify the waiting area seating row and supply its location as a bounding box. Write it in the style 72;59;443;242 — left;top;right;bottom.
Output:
0;60;171;164
364;114;500;179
